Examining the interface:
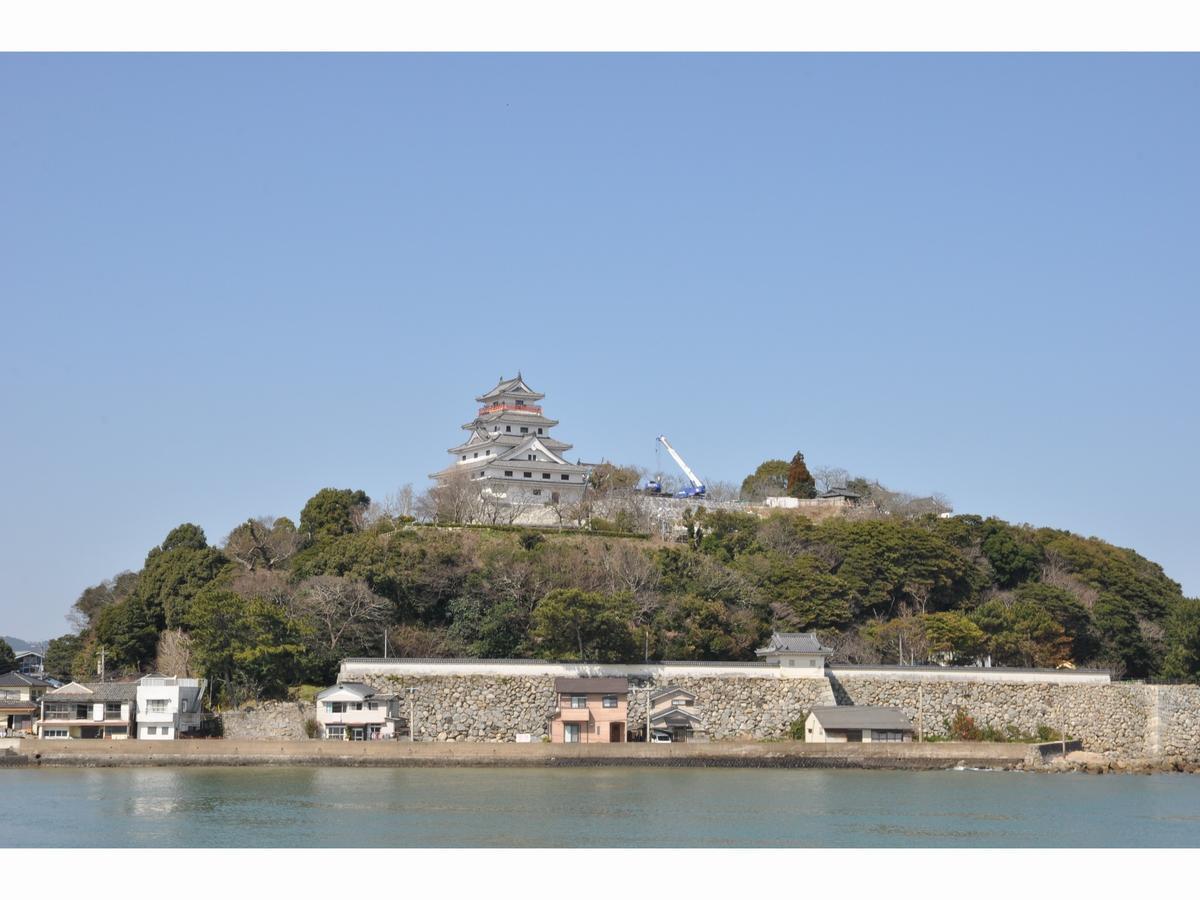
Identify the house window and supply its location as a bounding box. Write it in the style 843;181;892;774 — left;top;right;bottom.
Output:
105;702;123;719
326;726;345;740
570;695;587;709
146;726;157;735
367;701;378;711
564;724;580;743
560;474;569;480
350;702;363;711
146;698;169;713
180;699;189;712
602;695;618;709
672;698;687;706
528;454;535;460
328;702;346;713
524;472;532;478
504;470;513;477
43;729;68;739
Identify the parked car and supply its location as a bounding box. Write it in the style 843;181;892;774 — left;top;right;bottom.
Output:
650;730;673;743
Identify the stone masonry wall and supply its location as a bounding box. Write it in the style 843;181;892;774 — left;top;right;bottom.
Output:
358;673;836;742
1155;685;1200;758
829;675;1200;757
220;701;310;740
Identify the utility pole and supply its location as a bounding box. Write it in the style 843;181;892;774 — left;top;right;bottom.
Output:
918;685;924;742
645;685;652;743
97;646;106;683
408;687;416;742
384;629;389;659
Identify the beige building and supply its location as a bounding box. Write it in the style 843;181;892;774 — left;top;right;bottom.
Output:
0;672;52;736
548;677;629;743
755;631;831;674
804;706;913;743
647;686;704;743
37;681;138;739
316;682;402;740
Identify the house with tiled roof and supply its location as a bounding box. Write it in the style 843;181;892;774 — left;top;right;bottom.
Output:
37;681;138;739
0;671;53;735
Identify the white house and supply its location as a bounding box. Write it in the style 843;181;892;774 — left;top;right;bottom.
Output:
315;682;402;740
804;706;914;743
754;631;831;675
14;650;45;678
37;682;138;739
135;675;207;740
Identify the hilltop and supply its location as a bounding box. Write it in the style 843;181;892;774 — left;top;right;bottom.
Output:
38;483;1200;705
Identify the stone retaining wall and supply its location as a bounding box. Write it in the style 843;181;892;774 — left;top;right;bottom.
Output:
219;701;310;740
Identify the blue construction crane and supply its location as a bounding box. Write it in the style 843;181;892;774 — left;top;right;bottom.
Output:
653;434;706;498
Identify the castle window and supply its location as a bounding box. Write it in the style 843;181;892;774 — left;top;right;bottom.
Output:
520;426;528;434
506;426;511;432
504;471;513;477
533;489;542;496
524;472;532;478
560;474;569;480
516;400;525;406
486;450;490;455
461;455;466;461
538;428;543;434
542;473;551;479
473;452;478;458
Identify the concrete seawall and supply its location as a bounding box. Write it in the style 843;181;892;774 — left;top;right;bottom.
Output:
10;738;1059;770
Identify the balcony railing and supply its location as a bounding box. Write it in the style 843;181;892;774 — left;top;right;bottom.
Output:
478;403;542;416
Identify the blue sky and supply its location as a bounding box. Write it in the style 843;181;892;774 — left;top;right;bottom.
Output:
1;54;1196;639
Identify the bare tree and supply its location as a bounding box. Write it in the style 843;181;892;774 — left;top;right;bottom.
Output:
416;468;481;524
223;517;303;571
812;466;851;494
154;629;196;678
703;480;741;502
293;576;391;655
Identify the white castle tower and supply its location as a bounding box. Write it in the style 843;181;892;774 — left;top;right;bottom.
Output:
433;373;590;519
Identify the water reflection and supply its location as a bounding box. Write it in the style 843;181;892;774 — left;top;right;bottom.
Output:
2;768;1199;848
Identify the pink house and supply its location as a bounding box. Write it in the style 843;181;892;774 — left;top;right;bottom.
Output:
548;677;629;743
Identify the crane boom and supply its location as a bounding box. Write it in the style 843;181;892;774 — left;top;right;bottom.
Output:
657;435;705;495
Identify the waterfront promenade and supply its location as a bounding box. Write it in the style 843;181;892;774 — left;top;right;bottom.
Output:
5;738;1066;769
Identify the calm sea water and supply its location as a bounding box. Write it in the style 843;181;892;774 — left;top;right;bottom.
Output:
2;767;1199;847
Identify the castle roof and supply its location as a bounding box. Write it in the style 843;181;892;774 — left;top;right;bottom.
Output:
475;373;544;403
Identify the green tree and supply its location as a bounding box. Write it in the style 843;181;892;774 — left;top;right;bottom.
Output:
69;571;139;630
300;488;370;541
188;589;308;704
93;596;159;671
135;525;230;630
743;553;852;630
923;611;986;662
786;452;817;499
0;638;16;675
654;594;763;661
1013;582;1099;662
740;459;790;501
981;521;1043;588
969;599;1071;667
43;633;85;681
1161;599;1200;682
530;588;637;661
1091;593;1153;677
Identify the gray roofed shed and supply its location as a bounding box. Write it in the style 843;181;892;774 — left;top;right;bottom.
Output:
807;706;913;731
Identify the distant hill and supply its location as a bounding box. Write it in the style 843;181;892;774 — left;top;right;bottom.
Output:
1;635;47;653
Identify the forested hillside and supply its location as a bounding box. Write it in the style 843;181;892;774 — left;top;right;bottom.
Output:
41;487;1200;704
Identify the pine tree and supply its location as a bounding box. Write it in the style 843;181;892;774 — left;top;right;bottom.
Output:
786;452;817;499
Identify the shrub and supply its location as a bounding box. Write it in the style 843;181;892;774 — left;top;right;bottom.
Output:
303;717;320;739
1036;724;1063;742
290;684;322;703
948;708;982;741
788;718;807;741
